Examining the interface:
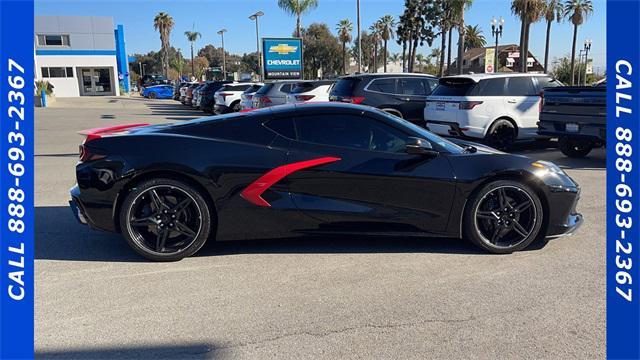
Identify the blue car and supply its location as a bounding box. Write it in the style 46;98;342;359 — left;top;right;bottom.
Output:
142;85;174;99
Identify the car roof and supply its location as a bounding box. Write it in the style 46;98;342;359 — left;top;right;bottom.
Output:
442;72;551;82
340;72;437;79
266;102;369;117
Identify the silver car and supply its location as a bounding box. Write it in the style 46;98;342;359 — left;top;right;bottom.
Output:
251;80;302;109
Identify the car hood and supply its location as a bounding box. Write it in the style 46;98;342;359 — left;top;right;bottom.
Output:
447;138;505;155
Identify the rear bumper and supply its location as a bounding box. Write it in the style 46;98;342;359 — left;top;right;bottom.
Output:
426;120;485;139
214;104;231;114
537;120;606;143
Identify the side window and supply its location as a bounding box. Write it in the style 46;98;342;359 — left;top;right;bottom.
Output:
506;77;536;96
203;116;276;145
477;78;506;96
367;78;397;93
264;118;296;139
280;84;292;93
295;114;407;152
398;78;427;96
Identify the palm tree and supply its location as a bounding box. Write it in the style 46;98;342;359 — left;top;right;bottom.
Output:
277;0;319;38
336;19;353;75
377;15;396;72
389;53;401;63
563;0;593;84
369;22;382;73
415;53;426;72
512;0;546;72
454;0;473;75
543;0;563;73
430;48;442;72
464;24;486;50
153;12;175;77
184;30;201;78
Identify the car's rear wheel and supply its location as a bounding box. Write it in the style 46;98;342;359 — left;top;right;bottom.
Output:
120;178;212;261
232;101;242;112
485;119;517;151
558;137;593;158
463;180;544;254
148;92;157;99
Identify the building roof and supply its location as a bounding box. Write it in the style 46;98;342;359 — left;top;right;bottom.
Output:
460;44;520;62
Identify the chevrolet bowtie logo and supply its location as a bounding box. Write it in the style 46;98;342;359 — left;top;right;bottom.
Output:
269;44;298;55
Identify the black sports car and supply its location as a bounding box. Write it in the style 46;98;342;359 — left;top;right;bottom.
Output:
70;103;582;261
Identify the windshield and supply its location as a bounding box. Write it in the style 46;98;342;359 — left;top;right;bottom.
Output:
372;108;464;154
432;78;477;96
331;78;360;96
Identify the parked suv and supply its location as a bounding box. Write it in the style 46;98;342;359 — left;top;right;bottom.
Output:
240;83;265;110
252;80;301;109
424;73;562;149
286;80;336;103
329;73;438;124
198;81;232;113
214;83;257;114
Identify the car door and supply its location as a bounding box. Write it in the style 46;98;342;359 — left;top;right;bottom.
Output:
279;110;457;234
503;76;540;138
396;77;430;122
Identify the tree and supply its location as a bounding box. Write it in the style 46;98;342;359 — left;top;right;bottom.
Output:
301;23;342;79
464;24;485;50
153;12;174;77
543;0;563;73
277;0;319;38
184;30;201;77
336;19;353;74
563;0;593;85
389;53;401;62
415;53;426;72
198;45;224;68
369;22;382;72
454;0;473;74
551;55;598;84
377;15;396;72
240;52;260;74
512;0;546;72
398;0;441;73
193;56;209;79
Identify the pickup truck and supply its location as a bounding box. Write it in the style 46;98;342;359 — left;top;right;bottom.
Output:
537;84;606;158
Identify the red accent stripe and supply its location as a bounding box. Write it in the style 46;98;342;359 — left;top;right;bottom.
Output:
241;157;341;207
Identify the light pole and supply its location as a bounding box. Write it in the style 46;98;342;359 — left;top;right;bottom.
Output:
490;17;504;73
577;49;584;85
249;11;264;81
217;28;227;80
177;48;183;79
357;0;362;73
583;39;592;85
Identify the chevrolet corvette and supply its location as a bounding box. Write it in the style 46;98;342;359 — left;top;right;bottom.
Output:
70;103;582;261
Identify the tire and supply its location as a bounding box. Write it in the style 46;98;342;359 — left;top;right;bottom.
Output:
463;180;544;254
485;119;517;151
119;178;213;261
148;92;157;99
558;137;593;158
232;101;242;112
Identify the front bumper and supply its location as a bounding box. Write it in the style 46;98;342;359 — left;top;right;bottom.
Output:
545;184;583;237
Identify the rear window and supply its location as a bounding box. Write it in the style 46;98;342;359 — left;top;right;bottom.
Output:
243;84;263;93
536;77;563;90
332;78;361;96
291;82;316;93
182;115;275;145
255;83;274;95
432;78;477;96
223;84;253;92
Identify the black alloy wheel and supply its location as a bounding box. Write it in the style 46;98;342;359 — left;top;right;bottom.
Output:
464;180;544;253
120;179;212;261
148;92;157;99
232;101;242;112
485;119;516;151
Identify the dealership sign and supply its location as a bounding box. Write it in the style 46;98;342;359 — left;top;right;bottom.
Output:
262;38;303;80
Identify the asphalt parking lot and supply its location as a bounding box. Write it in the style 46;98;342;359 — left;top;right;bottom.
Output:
35;97;605;359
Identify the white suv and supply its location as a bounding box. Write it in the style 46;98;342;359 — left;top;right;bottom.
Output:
286;80;336;103
424;73;562;149
214;83;257;114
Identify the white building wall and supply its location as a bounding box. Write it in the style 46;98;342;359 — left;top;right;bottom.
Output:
35;55;119;97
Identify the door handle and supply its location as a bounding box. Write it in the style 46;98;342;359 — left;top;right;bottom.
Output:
507;99;517;103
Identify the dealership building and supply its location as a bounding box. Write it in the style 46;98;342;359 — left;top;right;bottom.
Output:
35;16;130;97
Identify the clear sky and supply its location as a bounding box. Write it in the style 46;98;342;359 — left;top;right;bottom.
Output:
35;0;606;72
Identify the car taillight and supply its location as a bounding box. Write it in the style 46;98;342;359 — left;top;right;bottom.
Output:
78;144;106;162
260;96;272;104
339;96;365;104
219;92;232;100
296;95;316;102
539;91;544;112
246;95;253;100
458;101;483;110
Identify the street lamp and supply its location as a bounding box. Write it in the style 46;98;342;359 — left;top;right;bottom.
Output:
249;11;264;81
490;17;504;73
583;39;592;85
217;28;228;80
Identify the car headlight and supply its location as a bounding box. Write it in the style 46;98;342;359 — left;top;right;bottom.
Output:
532;160;566;177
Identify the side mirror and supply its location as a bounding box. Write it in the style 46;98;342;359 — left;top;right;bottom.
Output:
405;137;439;156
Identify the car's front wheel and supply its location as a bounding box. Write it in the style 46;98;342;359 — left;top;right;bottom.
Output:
120;178;213;261
463;180;544;254
148;92;157;99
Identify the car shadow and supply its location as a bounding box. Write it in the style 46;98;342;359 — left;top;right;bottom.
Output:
37;206;550;263
509;140;606;170
36;343;221;360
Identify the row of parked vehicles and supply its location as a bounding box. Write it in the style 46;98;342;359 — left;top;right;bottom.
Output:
162;72;604;157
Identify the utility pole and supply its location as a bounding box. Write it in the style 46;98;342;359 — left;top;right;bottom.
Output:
217;29;228;79
249;11;264;81
357;0;362;73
